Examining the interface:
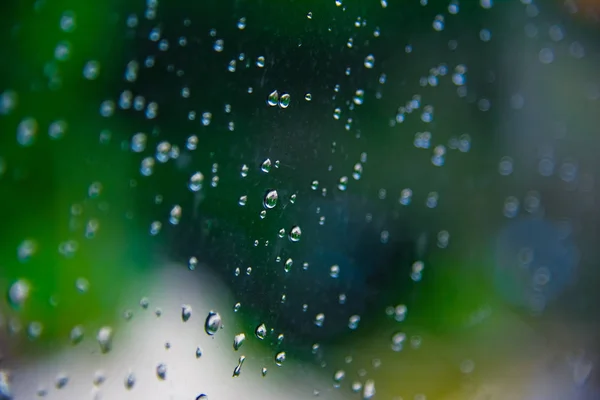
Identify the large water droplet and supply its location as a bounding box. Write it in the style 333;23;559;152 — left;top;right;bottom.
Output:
264;190;278;209
204;311;222;335
288;226;302;242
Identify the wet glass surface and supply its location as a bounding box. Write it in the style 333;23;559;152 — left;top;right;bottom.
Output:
0;0;599;399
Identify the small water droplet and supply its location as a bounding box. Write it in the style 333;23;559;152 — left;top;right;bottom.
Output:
363;379;376;399
196;346;203;358
279;93;291;108
238;195;248;206
156;363;167;380
124;373;135;389
391;332;406;352
348;315;361;330
8;279;30;309
333;370;346;384
97;327;113;353
274;351;286;366
189;172;204;192
330;264;340;278
267;90;279;106
55;374;69;389
233;333;246;351
364;54;375;68
233;356;246;377
284;258;293;273
181;304;192;322
314;313;325;327
261;158;272;173
261;367;268;376
70;325;84;344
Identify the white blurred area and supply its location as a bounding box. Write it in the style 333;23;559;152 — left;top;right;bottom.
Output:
6;264;346;400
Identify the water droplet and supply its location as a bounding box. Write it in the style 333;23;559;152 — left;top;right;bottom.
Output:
70;325;84;344
97;326;113;353
348;315;361;330
261;158;272;173
363;379;376;399
289;226;302;242
238;195;248;206
156;363;167;380
353;89;364;105
330;265;340;278
240;164;249;177
188;257;198;271
83;60;101;80
189;172;204;192
338;176;348;191
213;39;224;52
279;93;291;108
364;54;375;68
391;332;406;351
333;370;346;384
237;17;246;30
274;351;286;366
264;190;278;209
16;117;38;147
204;311;222;335
181;304;192;322
233;333;246;351
28;321;43;339
196;395;208;400
314;313;325;327
8;279;30;309
195;346;203;358
140;297;149;309
284;258;293;273
267;90;279;106
255;323;267;340
261;367;268;376
233;355;246;377
55;374;69;389
124;373;135;389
